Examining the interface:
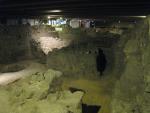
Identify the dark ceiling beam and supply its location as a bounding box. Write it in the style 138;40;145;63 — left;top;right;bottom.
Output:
0;1;149;10
1;4;150;12
0;7;150;15
0;1;149;18
0;1;149;8
0;11;148;18
0;3;150;11
0;0;86;8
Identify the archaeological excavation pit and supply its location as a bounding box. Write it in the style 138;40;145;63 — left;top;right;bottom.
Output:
0;1;150;113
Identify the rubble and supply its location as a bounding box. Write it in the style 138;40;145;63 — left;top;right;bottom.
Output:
0;69;84;113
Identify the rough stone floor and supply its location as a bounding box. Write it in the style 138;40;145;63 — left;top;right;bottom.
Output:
62;74;117;113
0;60;118;113
0;60;47;85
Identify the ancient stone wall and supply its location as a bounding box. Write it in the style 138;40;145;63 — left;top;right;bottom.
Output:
0;25;59;64
0;25;31;64
111;17;150;113
46;35;119;78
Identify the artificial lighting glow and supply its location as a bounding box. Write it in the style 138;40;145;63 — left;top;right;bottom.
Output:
48;16;51;19
48;10;62;13
137;16;147;18
48;19;67;26
129;16;147;18
55;27;63;31
34;37;69;54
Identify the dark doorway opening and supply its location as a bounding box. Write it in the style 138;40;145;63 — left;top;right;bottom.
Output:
82;103;101;113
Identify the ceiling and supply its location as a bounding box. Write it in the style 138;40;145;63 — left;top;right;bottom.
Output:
0;0;150;19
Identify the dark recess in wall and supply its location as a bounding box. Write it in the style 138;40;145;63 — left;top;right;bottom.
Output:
82;103;101;113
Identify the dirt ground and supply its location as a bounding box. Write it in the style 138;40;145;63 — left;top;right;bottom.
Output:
62;74;118;113
0;60;118;113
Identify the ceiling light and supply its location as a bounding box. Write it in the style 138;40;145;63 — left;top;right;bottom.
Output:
48;10;62;13
137;16;146;18
48;16;51;19
129;16;147;18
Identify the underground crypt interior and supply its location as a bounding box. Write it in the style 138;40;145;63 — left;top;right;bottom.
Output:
0;1;150;113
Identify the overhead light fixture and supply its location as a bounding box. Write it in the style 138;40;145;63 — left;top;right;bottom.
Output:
138;16;147;18
129;16;147;18
48;16;51;19
47;15;62;19
135;16;146;18
48;10;62;13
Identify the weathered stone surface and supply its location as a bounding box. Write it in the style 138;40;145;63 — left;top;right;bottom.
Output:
0;25;31;64
111;17;150;113
0;69;84;113
0;61;47;85
46;37;118;78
